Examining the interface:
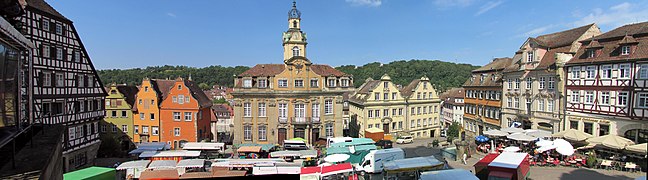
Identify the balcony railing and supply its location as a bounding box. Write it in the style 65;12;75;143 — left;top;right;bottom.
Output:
278;117;288;124
291;117;311;124
312;117;321;124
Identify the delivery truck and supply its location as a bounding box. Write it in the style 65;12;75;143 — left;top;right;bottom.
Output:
356;148;405;174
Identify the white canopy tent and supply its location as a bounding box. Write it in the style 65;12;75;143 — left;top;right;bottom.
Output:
507;133;537;142
483;129;508;137
182;142;225;151
139;150;201;158
176;159;206;175
500;127;524;134
147;160;177;170
116;160;151;179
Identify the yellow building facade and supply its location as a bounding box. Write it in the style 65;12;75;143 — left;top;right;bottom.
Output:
232;2;354;145
349;75;442;139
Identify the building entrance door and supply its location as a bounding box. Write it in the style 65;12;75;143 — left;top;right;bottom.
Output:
383;123;389;133
311;128;320;145
294;128;305;139
278;128;287;145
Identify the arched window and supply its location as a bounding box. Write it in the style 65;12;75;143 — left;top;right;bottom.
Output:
292;46;300;57
293;20;298;28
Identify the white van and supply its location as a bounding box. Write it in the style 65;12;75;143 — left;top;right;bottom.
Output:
326;137;353;148
356;148;405;174
283;140;308;150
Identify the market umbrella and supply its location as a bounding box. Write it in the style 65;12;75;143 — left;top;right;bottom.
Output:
554;139;574;156
552;129;593;141
483;129;508;137
324;154;350;163
586;135;635;150
625;143;647;154
537;144;557;152
507;133;537;142
475;135;490;142
535;139;553;147
503;146;521;152
500;127;524;134
290;137;307;143
527;130;552;138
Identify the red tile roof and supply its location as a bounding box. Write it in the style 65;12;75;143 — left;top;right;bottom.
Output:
184;80;213;109
238;64;285;77
568;22;648;65
440;88;465;106
535;23;596;48
311;64;349;77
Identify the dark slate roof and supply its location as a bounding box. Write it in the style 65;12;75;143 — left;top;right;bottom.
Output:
25;0;69;21
184;80;213;109
400;79;421;98
535;23;596;48
116;85;139;107
568;22;648;65
473;57;513;73
150;79;175;103
238;64;285;77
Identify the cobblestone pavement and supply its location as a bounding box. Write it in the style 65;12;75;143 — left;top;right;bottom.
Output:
390;138;644;180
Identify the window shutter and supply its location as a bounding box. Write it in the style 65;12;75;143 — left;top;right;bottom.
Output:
52;72;57;87
37;72;43;86
39;44;43;57
50;46;56;58
62;25;67;37
63;48;68;61
39;18;43;30
49;21;55;32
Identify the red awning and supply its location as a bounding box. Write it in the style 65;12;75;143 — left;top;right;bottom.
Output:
321;163;353;176
301;166;322;175
475;153;499;167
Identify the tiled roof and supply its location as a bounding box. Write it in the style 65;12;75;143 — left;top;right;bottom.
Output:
311;64;349;77
400;79;421;98
462;72;502;87
348;79;380;103
116;85;139;107
150;79;175;103
25;0;69;21
473;57;513;73
440;88;464;106
537;45;571;69
238;64;285;77
184;80;213;109
535;23;596;48
568;22;648;65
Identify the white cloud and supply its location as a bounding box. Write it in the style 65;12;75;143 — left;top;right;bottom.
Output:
475;0;503;16
572;2;648;27
433;0;475;8
345;0;382;7
166;12;177;18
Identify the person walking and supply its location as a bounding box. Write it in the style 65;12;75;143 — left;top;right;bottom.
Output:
443;158;449;169
463;153;467;165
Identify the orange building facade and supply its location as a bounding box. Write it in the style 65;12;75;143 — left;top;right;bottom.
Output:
159;78;213;149
132;79;174;143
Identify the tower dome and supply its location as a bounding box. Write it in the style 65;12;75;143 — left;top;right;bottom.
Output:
288;1;301;19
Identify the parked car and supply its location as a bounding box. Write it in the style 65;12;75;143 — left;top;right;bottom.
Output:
375;140;393;149
396;136;413;144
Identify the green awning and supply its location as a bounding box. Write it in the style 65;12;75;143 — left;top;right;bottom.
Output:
354;144;377;152
326;146;351;155
64;167;115;180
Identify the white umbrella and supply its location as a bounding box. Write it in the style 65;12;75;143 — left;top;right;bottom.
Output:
535;139;553;147
501;127;524;134
483;129;508;137
586;135;635;150
324;154;350;163
503;146;521;152
554;139;574;156
507;133;537;141
537;144;557;152
527;130;552;138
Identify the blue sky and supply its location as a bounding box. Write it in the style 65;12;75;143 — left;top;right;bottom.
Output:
48;0;648;69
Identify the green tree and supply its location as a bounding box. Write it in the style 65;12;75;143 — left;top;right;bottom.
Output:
199;83;210;90
447;122;461;142
213;98;229;105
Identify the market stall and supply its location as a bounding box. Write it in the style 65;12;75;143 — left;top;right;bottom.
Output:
116;160;151;179
382;156;444;180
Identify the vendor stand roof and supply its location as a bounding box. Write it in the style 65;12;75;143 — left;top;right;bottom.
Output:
116;160;151;170
147;160;177;170
321;163;353;176
237;146;262;153
236;143;276;152
420;169;478;180
176;159;206;168
63;166;115;180
139;169;179;179
383;156;443;173
139;150;201;158
181;142;225;151
488;152;528;169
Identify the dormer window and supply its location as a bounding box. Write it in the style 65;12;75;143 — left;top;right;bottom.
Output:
621;46;630;55
527;51;534;62
292;46;300;57
243;79;252;88
257;79;267;88
384;82;388;88
587;49;596;58
177;85;182;90
144;86;149;92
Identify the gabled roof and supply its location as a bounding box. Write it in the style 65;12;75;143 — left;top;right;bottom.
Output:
568;21;648;65
348;79;380;104
116;85;139;107
150;79;175;102
534;23;596;48
399;79;421;98
184;80;213;109
440;88;464;106
473;57;513;73
25;0;69;21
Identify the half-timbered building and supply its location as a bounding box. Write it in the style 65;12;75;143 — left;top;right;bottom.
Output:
14;0;106;172
565;22;648;144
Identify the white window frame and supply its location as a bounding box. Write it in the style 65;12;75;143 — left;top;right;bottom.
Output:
600;91;610;105
173;112;181;121
527;51;534;62
122;125;128;133
601;65;612;79
243;103;251;117
152;126;159;135
258;103;266;117
548;100;554;112
515;79;520;89
640;64;648;79
294;79;304;87
548;77;555;89
324;100;333;114
184;112;192;121
312;103;320;118
56;47;63;60
278;79;288;87
243;79;252;88
278;103;287;118
257;79;267;88
143;126;149;134
327;79;336;87
638;93;648;108
621;46;630;55
571;67;581;79
586;66;596;79
618;92;628;106
571;91;580;103
526;77;532;89
619;64;631;79
585;91;594;104
259;126;267;141
507;79;512;89
174;128;180;136
294;103;305;118
538;99;545;111
507;97;512;108
244;126;252;140
539;77;545;89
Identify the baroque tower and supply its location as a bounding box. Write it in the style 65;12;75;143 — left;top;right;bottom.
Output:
283;1;308;61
